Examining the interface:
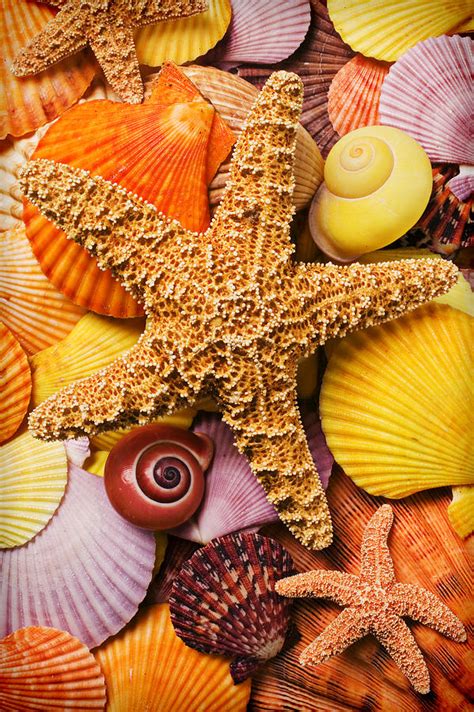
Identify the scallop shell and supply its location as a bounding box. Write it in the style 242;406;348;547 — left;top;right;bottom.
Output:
0;463;156;648
206;0;312;69
0;626;106;711
0;322;31;444
182;65;323;210
252;467;472;711
0;0;96;139
446;165;474;202
448;486;474;539
379;35;473;165
327;0;473;61
94;603;251;711
0;431;67;549
145;536;200;605
169;532;294;683
320;303;473;499
328;55;390;136
0;226;85;356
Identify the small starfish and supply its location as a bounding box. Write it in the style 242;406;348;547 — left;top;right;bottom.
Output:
20;72;458;550
11;0;207;103
275;505;466;694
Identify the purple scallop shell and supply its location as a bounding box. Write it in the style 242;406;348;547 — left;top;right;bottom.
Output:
169;532;294;683
143;535;200;606
447;168;474;202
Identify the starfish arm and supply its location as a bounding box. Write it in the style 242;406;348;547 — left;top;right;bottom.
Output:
20;159;195;308
209;72;303;269
388;583;467;642
276;571;360;606
300;607;369;666
372;612;431;694
360;505;396;589
11;5;87;76
291;259;458;352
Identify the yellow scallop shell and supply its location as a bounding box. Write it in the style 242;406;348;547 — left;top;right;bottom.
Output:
309;126;433;261
320;303;473;498
448;486;474;539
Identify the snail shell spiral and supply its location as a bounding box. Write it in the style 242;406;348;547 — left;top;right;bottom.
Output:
309;126;433;261
104;424;214;530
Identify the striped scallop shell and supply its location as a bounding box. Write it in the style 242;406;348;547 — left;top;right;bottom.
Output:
446;166;474;202
327;0;473;61
0;226;85;356
328;55;390;136
448;486;474;539
0;626;106;711
136;0;231;67
0;432;67;549
0;463;156;648
94;603;251;711
0;322;31;443
0;0;96;139
181;66;323;210
320;303;473;500
379;35;473;165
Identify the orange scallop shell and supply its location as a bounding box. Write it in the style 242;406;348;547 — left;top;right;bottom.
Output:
0;321;31;444
0;626;106;710
23;62;235;317
0;0;96;139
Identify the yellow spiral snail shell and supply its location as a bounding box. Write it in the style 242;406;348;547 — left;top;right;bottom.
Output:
309;126;433;262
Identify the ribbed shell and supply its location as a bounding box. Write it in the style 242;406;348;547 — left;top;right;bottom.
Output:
0;626;106;711
0;322;31;444
94;603;251;711
446;166;474;202
448;486;474;539
0;464;156;648
379;35;473;165
0;432;67;549
145;536;200;605
0;0;96;139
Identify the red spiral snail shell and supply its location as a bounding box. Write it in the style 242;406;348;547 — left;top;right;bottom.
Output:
104;424;214;530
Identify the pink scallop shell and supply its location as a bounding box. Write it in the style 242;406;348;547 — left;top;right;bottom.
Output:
379;35;473;164
0;464;155;649
447;167;474;202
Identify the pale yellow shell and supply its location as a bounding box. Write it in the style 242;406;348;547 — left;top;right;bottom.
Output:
309;126;433;261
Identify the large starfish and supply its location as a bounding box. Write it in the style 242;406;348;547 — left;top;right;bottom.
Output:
11;0;207;103
275;505;466;693
20;72;458;550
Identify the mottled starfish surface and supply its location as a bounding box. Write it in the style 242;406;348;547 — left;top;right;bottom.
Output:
11;0;207;103
276;505;466;693
21;72;458;550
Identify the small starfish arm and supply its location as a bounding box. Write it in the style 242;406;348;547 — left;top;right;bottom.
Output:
299;607;369;666
388;583;467;642
20;159;195;310
275;571;360;607
360;505;396;589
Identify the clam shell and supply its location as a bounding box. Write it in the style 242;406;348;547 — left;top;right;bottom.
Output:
320;303;473;499
252;467;472;711
446;166;474;202
0;322;31;444
379;35;473;164
0;432;67;549
448;486;474;539
328;55;390;136
135;0;231;67
206;0;312;68
94;603;251;711
0;626;106;710
0;463;156;648
169;532;294;683
0;226;85;356
0;0;96;139
327;0;473;61
182;65;323;210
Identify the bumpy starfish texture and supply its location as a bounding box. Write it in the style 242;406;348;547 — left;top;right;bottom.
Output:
275;505;466;693
11;0;207;103
20;72;458;550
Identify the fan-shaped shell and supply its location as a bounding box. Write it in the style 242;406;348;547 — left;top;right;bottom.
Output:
446;166;474;202
379;35;473;165
328;55;390;136
0;626;106;711
327;0;473;61
94;603;251;711
448;486;474;539
320;303;473;499
0;432;67;549
0;463;156;648
0;322;31;444
0;0;96;139
0;226;85;356
135;0;231;67
181;65;323;211
145;536;200;605
169;532;294;683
